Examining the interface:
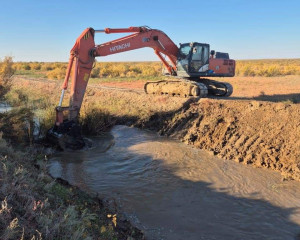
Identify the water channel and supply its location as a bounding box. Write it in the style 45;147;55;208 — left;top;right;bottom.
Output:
48;125;300;240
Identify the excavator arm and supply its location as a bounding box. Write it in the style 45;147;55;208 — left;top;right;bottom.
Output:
60;27;178;123
48;27;180;149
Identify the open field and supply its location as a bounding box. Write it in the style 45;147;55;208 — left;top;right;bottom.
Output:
12;59;300;81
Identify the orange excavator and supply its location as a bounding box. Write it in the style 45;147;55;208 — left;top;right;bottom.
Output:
47;26;235;149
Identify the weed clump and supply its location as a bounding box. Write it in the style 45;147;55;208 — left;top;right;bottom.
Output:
46;67;66;80
0;107;35;145
80;105;115;135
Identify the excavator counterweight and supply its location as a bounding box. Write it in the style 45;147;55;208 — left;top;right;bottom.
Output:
47;26;235;150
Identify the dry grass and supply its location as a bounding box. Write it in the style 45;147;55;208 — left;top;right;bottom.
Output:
236;59;300;77
13;59;300;83
80;104;115;135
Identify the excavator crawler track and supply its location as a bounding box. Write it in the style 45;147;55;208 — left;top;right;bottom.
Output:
197;79;233;97
144;79;208;98
144;78;233;98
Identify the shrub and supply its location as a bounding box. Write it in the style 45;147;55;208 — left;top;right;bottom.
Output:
0;56;15;97
126;71;137;77
46;67;66;80
242;65;256;77
41;63;54;71
30;62;41;70
23;64;31;70
90;67;100;78
0;107;35;145
36;106;56;137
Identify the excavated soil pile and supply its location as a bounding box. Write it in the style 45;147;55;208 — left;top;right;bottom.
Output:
144;99;300;180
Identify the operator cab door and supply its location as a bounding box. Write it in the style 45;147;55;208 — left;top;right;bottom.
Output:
176;42;210;77
190;43;210;73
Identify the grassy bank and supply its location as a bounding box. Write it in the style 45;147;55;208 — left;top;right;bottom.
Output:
0;59;144;239
0;130;143;239
0;106;143;240
0;107;143;240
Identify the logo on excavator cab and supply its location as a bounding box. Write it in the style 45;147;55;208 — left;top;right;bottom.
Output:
110;43;130;52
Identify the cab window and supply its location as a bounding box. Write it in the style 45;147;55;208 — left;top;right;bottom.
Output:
179;45;191;59
191;46;203;61
192;45;209;64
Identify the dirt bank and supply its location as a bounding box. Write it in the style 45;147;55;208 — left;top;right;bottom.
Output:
10;76;300;180
140;99;300;181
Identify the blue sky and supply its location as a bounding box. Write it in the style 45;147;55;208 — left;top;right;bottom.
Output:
0;0;299;62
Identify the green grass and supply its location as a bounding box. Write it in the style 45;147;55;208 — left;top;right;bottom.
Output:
89;75;162;84
15;69;162;83
15;69;46;78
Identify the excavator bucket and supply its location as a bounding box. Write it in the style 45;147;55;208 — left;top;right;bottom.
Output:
46;106;85;150
47;120;85;150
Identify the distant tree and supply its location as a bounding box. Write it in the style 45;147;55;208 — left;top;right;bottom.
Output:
0;56;15;97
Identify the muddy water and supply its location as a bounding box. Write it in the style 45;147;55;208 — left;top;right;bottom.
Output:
48;125;300;240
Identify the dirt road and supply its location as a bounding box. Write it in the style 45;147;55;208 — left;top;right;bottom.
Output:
12;75;300;180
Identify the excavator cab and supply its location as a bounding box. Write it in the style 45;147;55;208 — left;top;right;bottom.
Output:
176;42;210;78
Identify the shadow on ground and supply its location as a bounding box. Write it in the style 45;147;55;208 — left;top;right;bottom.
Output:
223;93;300;103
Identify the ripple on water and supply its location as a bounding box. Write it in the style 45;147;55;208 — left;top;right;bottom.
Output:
48;125;300;240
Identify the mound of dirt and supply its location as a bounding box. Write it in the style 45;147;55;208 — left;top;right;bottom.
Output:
144;99;300;181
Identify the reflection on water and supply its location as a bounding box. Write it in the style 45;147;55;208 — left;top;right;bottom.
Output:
0;102;12;113
49;125;300;240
